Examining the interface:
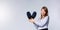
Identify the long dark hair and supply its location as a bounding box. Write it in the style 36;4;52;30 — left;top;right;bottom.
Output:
41;6;48;19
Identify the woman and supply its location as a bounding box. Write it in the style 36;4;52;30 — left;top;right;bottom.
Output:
29;6;49;30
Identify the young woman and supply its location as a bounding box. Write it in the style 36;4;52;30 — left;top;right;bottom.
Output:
29;6;49;30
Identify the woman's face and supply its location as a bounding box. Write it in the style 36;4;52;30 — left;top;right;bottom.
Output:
41;9;46;16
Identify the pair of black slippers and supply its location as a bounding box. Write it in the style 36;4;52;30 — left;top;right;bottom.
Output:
27;11;37;19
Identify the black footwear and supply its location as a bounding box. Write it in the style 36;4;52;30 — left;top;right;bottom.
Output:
27;11;32;19
31;11;37;19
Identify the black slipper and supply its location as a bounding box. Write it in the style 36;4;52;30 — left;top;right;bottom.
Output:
31;11;37;19
27;11;32;19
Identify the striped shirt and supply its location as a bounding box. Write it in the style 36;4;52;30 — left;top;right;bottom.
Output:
33;16;49;30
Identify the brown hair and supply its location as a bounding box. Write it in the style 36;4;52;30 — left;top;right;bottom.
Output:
41;6;48;19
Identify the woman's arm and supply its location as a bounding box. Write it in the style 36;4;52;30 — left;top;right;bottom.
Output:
34;16;49;27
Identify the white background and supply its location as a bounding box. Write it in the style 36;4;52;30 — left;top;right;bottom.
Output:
0;0;60;30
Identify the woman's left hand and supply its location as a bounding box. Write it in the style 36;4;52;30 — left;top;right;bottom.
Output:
29;19;35;23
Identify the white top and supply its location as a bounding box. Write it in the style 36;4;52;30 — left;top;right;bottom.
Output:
33;16;49;30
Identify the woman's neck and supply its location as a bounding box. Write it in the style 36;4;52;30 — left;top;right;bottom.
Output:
42;16;45;18
41;16;45;19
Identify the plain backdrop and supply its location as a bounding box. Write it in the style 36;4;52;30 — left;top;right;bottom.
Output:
0;0;60;30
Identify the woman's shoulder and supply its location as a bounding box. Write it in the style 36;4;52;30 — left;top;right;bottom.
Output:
38;16;49;20
45;16;49;20
45;16;49;18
